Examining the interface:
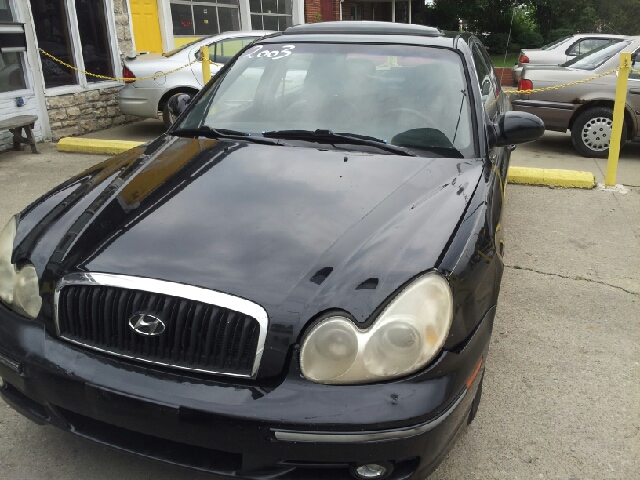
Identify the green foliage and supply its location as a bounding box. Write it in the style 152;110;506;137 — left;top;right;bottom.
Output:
517;31;544;48
482;33;511;54
508;42;521;54
547;28;575;43
414;0;640;43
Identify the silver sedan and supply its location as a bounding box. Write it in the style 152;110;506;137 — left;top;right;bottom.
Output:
118;31;273;127
511;33;626;86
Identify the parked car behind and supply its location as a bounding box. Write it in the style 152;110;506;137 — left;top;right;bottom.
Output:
118;31;273;127
0;22;544;480
513;37;640;158
512;33;627;85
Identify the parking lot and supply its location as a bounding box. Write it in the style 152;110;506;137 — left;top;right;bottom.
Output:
0;130;638;479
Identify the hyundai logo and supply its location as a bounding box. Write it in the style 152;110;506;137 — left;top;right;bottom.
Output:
128;313;166;336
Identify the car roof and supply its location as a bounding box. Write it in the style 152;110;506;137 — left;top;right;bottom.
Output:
283;21;443;37
569;33;628;39
262;21;463;49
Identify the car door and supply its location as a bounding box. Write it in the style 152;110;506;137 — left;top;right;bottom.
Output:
192;37;259;87
470;38;508;257
628;51;640;139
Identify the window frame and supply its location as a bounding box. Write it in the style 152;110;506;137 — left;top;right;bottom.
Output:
249;0;293;31
0;0;31;99
170;0;241;38
566;37;619;57
35;0;122;96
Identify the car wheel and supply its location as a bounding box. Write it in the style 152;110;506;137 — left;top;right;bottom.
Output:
467;373;483;425
571;107;627;158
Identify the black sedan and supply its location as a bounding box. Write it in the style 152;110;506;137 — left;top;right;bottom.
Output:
0;22;543;480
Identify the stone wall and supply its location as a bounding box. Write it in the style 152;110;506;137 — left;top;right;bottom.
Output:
46;87;139;140
114;0;134;55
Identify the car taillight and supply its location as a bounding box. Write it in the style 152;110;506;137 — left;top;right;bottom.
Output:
123;65;136;83
518;79;533;91
519;54;530;64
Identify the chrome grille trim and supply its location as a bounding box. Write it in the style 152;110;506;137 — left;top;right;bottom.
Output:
54;272;269;379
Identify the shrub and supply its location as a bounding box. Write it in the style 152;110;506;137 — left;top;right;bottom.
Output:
547;28;575;44
483;33;511;54
518;31;544;49
508;42;522;53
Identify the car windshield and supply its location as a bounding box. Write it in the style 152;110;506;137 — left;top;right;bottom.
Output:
563;40;630;70
541;36;572;50
174;42;475;158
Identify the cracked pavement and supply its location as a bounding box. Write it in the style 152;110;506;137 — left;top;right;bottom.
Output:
0;141;639;479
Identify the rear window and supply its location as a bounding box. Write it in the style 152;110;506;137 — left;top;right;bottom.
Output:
563;40;630;70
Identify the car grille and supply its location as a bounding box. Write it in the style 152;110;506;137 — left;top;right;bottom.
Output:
56;284;261;377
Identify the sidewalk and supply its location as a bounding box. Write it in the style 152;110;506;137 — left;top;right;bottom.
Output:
511;131;640;187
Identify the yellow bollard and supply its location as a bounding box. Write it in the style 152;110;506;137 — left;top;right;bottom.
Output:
200;45;211;84
605;53;631;187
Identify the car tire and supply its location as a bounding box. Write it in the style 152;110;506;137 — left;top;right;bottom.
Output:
571;107;627;158
467;373;484;425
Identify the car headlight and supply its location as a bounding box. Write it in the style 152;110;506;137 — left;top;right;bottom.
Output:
300;272;453;384
0;217;41;319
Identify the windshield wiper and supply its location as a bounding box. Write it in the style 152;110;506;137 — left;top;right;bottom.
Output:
171;126;284;145
262;129;417;156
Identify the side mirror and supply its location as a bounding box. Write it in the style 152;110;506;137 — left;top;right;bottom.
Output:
632;51;638;66
481;79;492;96
488;111;545;148
195;50;203;61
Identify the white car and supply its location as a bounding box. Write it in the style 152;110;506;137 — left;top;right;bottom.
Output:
511;33;627;85
118;31;274;127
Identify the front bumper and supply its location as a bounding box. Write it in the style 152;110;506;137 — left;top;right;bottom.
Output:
0;303;494;479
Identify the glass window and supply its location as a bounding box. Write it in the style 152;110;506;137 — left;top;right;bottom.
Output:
75;0;114;83
170;3;195;36
564;40;630;70
218;8;241;33
249;0;292;32
31;0;78;88
31;0;118;88
0;0;12;21
568;38;620;56
170;1;240;37
0;52;27;93
176;43;475;158
0;0;27;93
212;37;257;64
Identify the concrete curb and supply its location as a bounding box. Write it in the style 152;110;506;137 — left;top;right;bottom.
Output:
507;166;596;189
57;138;143;155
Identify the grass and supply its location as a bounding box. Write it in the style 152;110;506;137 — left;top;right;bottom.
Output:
490;53;519;68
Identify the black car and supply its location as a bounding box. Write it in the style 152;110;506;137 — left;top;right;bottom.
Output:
0;22;543;480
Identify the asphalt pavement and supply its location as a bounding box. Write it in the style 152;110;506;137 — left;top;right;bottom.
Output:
0;138;638;479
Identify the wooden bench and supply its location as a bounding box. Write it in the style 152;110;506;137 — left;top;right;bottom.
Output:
0;115;39;154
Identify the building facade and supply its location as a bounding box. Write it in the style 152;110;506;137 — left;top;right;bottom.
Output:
1;0;137;149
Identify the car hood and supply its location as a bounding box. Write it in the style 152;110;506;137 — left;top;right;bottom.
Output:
16;135;483;376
